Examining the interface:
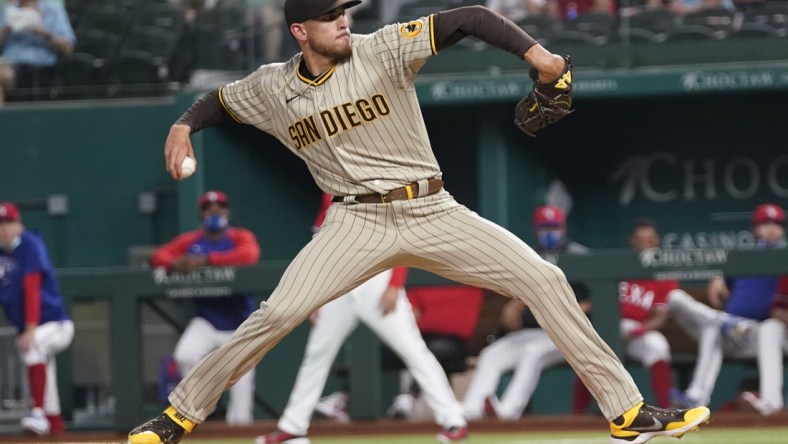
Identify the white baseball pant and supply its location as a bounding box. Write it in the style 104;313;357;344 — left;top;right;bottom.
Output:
668;289;786;408
278;269;465;436
20;320;74;415
620;319;671;367
757;318;788;412
173;317;255;425
462;328;565;420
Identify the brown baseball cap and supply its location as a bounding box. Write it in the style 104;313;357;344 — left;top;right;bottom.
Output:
285;0;362;25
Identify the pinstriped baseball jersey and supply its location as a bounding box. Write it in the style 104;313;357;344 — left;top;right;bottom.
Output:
219;17;441;196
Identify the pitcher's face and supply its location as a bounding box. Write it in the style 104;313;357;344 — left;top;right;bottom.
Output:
304;8;353;61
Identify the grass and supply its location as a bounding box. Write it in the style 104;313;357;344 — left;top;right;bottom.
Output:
182;427;788;444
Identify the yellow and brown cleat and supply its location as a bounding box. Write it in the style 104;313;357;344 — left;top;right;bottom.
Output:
128;406;197;444
610;402;710;444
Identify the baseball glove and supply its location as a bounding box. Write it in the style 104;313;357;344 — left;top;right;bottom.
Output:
514;56;574;136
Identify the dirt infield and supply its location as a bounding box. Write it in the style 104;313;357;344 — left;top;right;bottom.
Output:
2;411;788;443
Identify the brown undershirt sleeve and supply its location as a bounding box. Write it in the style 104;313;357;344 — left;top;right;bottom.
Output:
175;90;230;133
432;6;538;59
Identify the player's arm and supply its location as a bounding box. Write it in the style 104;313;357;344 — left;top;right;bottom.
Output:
380;268;408;315
175;91;230;134
627;304;669;339
151;231;202;269
643;305;670;331
500;299;526;331
164;90;230;180
206;229;261;266
432;6;565;81
312;192;334;234
707;275;729;309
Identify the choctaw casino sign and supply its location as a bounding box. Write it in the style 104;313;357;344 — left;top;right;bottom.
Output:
152;266;236;298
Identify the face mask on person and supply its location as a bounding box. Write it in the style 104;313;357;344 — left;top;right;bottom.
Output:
538;229;564;251
203;214;228;233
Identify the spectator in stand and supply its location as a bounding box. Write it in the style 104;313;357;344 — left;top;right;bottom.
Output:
0;202;73;436
486;0;547;23
462;205;590;420
573;218;678;413
669;203;787;415
0;0;74;103
387;283;485;419
151;190;261;425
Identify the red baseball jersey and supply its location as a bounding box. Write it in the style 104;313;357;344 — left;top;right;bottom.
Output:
619;279;679;322
407;285;484;340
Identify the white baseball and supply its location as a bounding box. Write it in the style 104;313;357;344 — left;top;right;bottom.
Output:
180;156;196;179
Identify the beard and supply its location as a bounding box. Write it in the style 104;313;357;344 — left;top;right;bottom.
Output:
311;36;353;61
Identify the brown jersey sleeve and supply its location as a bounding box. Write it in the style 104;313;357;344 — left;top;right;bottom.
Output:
432;5;537;59
175;90;230;133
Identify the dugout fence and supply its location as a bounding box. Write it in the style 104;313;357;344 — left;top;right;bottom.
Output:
1;248;785;435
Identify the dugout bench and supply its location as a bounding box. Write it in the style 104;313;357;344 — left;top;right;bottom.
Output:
44;248;788;433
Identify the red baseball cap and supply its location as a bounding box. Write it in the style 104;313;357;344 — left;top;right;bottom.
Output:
198;191;229;209
0;202;21;222
752;203;785;225
533;205;565;227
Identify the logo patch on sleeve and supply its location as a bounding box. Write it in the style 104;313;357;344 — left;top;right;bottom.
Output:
399;21;423;38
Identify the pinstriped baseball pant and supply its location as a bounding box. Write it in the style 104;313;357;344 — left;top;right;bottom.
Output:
169;190;643;422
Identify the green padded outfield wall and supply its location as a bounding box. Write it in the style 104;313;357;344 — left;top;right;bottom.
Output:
0;100;179;267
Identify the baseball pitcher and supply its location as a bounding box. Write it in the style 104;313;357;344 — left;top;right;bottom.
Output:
128;2;711;443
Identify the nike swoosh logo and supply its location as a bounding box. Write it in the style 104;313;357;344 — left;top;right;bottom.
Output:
285;94;301;104
626;418;664;432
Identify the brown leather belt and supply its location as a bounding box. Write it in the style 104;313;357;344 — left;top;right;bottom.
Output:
332;178;444;204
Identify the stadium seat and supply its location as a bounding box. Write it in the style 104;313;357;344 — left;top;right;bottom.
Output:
134;3;184;33
678;6;735;39
618;27;663;43
517;14;557;44
74;28;121;62
559;11;616;44
121;26;179;60
620;7;678;42
76;6;129;35
51;52;102;99
666;24;719;41
731;22;778;38
741;2;788;37
108;50;171;97
549;30;604;45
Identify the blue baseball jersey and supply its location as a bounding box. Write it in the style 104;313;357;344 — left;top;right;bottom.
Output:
0;231;69;332
187;236;255;331
725;276;781;321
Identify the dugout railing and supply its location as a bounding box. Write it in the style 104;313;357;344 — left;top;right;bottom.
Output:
4;247;783;434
